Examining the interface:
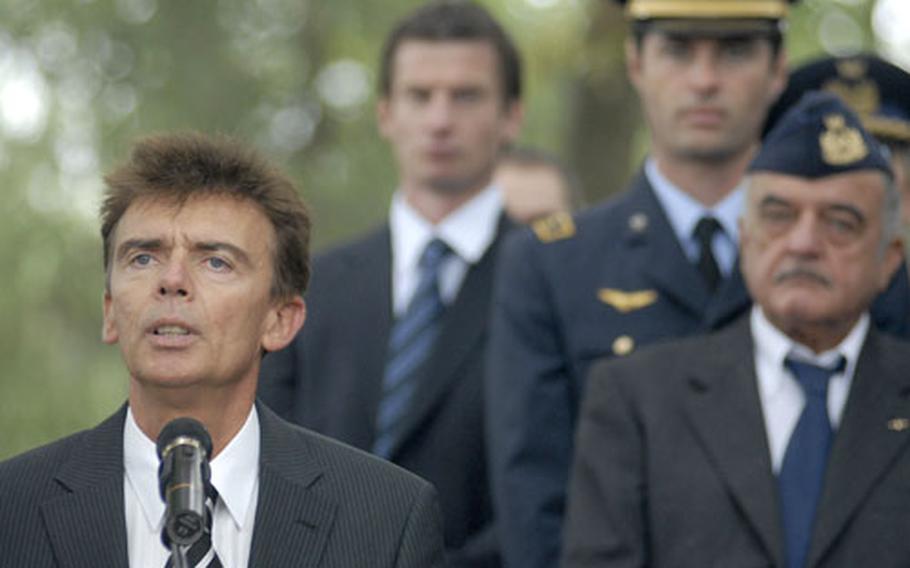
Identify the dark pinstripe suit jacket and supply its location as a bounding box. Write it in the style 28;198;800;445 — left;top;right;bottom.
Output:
0;402;446;567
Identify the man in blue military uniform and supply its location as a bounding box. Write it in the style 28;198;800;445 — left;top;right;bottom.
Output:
485;1;910;567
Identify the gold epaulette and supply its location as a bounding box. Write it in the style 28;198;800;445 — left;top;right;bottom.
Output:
532;212;576;243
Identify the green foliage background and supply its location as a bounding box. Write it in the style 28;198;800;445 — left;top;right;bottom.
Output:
0;0;901;459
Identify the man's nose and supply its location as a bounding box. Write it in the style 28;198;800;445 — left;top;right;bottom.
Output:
784;212;824;256
158;258;191;298
688;49;722;93
426;95;455;130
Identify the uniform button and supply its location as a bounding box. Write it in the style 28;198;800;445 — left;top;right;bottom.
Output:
629;213;648;233
612;335;635;356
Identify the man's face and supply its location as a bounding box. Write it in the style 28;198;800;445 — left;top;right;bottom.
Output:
102;195;303;392
378;40;522;197
740;171;902;348
627;31;786;164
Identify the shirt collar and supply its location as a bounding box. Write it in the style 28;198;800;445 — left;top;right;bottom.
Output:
123;405;260;533
389;184;503;272
645;158;744;245
751;305;869;398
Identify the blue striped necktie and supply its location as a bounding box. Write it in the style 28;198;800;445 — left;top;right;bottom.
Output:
778;356;845;568
373;238;451;458
164;484;223;568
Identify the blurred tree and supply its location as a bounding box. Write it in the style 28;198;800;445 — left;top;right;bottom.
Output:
0;0;902;459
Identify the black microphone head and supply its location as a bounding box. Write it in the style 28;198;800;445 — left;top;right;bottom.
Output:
156;417;213;459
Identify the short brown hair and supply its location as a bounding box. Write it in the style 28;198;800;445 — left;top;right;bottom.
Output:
100;132;311;299
379;0;522;104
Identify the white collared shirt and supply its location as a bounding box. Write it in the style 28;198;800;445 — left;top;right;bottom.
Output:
646;158;744;277
389;184;503;315
124;406;261;567
751;306;868;473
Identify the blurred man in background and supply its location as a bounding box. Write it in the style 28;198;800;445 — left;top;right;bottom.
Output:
496;145;578;224
259;1;522;565
488;1;796;565
564;92;910;568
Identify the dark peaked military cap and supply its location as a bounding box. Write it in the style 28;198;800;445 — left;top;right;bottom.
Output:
751;90;893;179
612;0;799;35
765;53;910;144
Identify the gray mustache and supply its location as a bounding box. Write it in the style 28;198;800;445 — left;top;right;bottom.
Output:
774;267;831;287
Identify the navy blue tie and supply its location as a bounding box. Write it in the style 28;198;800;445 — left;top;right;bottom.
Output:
373;238;451;458
779;356;845;568
693;216;722;293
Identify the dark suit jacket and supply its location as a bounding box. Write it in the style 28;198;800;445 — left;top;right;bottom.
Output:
486;171;910;568
0;402;446;567
563;315;910;568
260;219;511;568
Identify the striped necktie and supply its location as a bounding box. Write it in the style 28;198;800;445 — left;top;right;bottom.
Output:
778;356;845;568
373;238;451;458
164;484;223;568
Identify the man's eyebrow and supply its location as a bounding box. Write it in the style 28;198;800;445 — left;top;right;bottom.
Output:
116;238;163;261
195;241;252;266
824;203;865;223
758;195;791;208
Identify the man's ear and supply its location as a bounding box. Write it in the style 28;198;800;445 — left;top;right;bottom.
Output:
767;48;789;105
102;290;119;344
625;37;644;92
376;97;392;140
261;296;306;353
501;100;524;146
878;237;905;292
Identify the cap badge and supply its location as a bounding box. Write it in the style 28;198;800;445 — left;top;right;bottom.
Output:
820;114;868;166
823;78;880;117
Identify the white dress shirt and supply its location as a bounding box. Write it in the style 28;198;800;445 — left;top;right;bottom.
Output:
750;306;869;473
124;406;261;567
646;158;744;277
389;184;503;315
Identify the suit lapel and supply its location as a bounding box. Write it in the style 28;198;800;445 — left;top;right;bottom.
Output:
706;263;752;329
629;175;752;328
682;318;784;566
807;329;910;567
630;177;713;318
250;403;336;567
384;216;511;459
313;228;392;449
40;407;129;568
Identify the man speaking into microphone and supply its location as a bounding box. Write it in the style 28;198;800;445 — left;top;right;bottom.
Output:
0;132;446;567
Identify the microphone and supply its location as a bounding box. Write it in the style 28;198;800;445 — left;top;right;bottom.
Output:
156;417;213;549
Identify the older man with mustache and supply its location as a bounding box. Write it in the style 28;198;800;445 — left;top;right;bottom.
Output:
563;91;910;568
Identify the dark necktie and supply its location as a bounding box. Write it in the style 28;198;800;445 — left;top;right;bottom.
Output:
373;238;451;458
164;484;223;568
778;356;845;568
693;216;722;293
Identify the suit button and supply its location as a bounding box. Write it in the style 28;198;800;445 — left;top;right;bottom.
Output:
612;335;635;356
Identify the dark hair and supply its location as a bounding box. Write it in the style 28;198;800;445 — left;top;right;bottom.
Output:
378;0;522;104
100;132;311;299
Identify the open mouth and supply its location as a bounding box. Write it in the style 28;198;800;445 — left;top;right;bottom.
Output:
153;325;191;336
